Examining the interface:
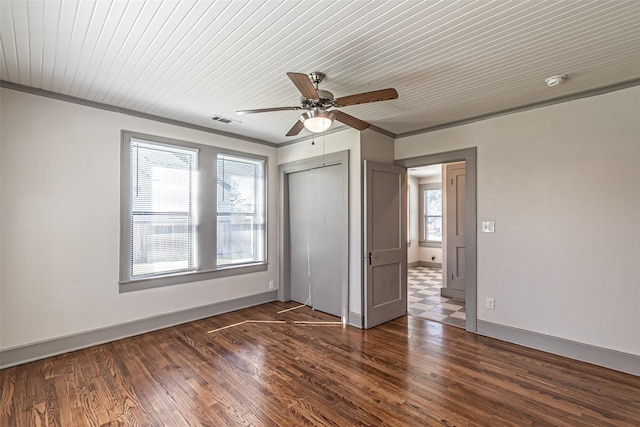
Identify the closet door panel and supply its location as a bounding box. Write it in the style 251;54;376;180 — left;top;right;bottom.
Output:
309;165;344;317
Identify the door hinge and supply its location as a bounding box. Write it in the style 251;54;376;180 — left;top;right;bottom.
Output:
368;252;372;265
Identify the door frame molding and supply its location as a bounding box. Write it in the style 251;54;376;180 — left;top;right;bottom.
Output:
278;151;350;324
396;147;477;332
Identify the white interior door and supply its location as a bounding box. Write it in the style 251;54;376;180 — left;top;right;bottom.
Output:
364;161;407;328
445;162;466;300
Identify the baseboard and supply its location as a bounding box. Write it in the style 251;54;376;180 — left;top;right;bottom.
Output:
408;261;442;268
441;287;464;300
477;320;640;377
420;261;442;268
0;291;277;369
348;312;363;329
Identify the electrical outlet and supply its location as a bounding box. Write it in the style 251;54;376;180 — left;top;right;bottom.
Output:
268;280;275;289
486;297;495;310
482;221;495;233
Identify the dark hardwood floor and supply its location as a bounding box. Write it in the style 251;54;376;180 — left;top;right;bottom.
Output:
1;301;639;426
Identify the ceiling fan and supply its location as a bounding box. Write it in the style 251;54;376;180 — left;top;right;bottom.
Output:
236;72;398;136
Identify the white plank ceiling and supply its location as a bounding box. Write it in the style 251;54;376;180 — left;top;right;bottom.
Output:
1;0;639;145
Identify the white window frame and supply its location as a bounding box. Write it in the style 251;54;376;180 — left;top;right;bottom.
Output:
419;183;442;248
120;131;267;292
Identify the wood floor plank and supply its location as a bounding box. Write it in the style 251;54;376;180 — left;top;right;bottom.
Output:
0;367;15;425
1;302;639;426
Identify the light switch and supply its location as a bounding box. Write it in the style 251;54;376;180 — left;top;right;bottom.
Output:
482;221;495;233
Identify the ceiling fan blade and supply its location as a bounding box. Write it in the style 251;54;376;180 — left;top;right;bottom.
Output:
335;88;398;107
287;72;319;99
334;110;371;131
236;106;301;115
286;119;305;136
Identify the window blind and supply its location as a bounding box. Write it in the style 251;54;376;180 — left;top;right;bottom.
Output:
130;140;198;278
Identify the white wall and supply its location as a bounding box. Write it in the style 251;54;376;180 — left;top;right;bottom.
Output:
0;88;279;350
420;247;442;265
418;176;441;184
278;128;363;316
396;85;640;356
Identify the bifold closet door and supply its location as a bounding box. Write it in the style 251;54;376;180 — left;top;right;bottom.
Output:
289;169;313;306
288;165;345;317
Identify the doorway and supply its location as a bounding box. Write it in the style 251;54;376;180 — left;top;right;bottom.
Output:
278;151;349;323
396;148;477;332
406;162;466;328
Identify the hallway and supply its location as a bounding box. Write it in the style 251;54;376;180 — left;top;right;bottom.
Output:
407;266;466;328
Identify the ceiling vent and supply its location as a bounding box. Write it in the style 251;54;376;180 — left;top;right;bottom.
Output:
211;115;239;125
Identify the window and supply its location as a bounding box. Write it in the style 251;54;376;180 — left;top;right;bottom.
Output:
424;188;442;242
217;155;265;267
130;140;198;278
121;132;267;291
419;183;442;247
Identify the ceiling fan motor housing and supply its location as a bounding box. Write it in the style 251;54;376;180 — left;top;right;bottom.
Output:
300;89;335;109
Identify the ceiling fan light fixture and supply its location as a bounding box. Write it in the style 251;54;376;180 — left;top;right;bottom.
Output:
301;110;335;133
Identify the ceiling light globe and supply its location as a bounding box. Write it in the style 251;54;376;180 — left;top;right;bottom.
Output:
301;110;335;133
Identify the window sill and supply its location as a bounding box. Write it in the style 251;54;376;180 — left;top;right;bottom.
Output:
119;262;268;293
419;241;442;248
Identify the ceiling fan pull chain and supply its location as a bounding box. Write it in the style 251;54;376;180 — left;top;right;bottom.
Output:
322;134;326;166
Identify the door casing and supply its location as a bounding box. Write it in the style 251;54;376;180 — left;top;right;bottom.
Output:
396;148;477;332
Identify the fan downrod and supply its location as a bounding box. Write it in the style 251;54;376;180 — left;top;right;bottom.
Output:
309;71;326;88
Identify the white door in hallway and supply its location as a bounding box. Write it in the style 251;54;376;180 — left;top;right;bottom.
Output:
445;162;466;300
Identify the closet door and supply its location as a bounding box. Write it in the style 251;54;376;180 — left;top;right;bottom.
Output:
309;165;343;317
289;170;313;306
288;165;344;317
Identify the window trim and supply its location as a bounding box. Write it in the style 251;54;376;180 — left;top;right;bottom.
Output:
119;130;267;293
419;182;442;248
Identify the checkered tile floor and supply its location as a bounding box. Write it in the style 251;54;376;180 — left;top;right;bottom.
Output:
408;266;466;329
